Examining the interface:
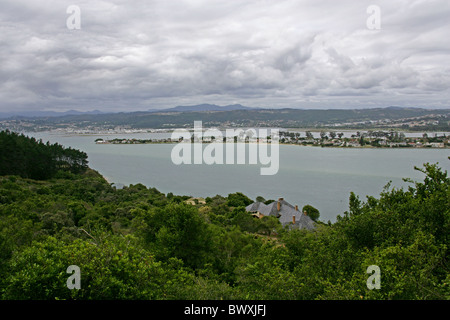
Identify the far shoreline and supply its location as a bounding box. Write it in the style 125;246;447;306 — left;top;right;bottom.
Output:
93;139;449;149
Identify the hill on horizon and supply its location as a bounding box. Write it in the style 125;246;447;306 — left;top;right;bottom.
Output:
1;104;448;120
152;103;255;113
1;105;448;132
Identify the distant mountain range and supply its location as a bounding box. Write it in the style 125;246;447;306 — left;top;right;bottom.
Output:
1;104;448;120
1;105;448;132
0;109;106;119
150;103;255;113
0;104;255;119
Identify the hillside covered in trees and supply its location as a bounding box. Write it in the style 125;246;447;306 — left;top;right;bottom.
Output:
0;130;88;180
0;131;448;300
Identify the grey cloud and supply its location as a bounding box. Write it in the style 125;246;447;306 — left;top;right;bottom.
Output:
325;47;355;72
0;0;449;112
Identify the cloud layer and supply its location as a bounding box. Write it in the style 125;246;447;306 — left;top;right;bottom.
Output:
0;0;449;112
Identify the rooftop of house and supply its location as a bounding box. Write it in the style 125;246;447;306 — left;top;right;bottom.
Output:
245;198;316;231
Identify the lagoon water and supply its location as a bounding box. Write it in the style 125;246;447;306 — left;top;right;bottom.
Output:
27;131;450;222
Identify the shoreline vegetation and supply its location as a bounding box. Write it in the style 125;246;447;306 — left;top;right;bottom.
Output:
95;131;449;149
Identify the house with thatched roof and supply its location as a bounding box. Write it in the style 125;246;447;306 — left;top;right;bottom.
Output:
245;198;315;230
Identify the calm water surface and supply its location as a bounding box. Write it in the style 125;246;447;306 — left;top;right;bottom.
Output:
27;132;450;222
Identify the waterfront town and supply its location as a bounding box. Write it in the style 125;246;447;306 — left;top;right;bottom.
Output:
95;130;449;148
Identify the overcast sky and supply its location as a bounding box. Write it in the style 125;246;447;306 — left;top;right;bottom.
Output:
0;0;449;113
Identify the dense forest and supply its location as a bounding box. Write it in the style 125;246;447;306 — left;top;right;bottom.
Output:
0;130;448;299
0;130;88;180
